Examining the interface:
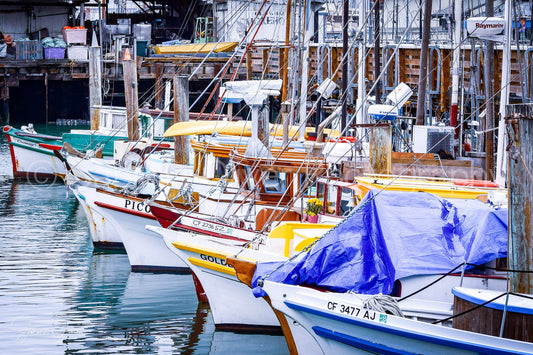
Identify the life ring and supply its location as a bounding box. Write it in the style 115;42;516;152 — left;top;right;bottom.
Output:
453;179;500;188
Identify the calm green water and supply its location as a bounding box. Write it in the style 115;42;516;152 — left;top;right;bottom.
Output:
0;125;289;354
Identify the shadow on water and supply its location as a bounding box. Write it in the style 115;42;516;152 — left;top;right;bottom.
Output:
0;125;290;354
63;255;210;354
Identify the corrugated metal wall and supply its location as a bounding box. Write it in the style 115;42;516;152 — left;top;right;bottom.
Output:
0;5;71;40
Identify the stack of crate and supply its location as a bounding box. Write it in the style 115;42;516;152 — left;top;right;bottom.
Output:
62;28;88;60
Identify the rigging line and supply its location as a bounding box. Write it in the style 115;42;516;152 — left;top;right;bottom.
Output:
432;291;510;325
187;0;256;80
157;0;264;80
398;263;466;302
335;14;520;162
260;0;382;161
198;1;275;121
176;0;198;39
291;0;421;159
465;262;533;274
187;1;271;111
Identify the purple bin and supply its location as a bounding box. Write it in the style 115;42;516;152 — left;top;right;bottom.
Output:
44;47;65;59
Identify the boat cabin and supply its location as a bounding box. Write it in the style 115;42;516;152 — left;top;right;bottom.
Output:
312;177;360;218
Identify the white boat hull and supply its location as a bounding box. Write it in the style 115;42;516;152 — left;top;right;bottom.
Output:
70;183;125;249
72;184;189;272
6;134;65;181
262;281;533;355
152;226;282;332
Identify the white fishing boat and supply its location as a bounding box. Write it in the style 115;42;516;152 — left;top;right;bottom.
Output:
150;222;334;332
2;105;169;181
3;125;66;181
247;188;513;353
261;280;533;354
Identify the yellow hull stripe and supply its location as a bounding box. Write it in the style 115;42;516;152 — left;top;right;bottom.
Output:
188;257;236;276
172;241;230;260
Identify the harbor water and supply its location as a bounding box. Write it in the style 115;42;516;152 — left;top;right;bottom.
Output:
0;125;289;354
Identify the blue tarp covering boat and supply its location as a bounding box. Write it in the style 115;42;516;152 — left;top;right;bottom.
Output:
253;190;508;296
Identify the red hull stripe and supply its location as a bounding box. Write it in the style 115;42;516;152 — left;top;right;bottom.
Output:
39;143;62;151
94;201;157;220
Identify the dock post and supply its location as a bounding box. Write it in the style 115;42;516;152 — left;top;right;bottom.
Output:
173;76;189;165
123;49;139;141
0;82;8;125
89;46;102;131
155;63;164;110
507;103;533;294
369;123;392;175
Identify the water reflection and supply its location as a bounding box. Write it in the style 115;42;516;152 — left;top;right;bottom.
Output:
0;127;290;354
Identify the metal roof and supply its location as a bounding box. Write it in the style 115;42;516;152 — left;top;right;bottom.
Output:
0;0;88;5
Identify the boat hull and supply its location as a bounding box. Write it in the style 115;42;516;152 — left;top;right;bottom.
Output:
73;184;189;272
262;281;533;355
152;226;282;332
4;126;65;181
69;183;125;250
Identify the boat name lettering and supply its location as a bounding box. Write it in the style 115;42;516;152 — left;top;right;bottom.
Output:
200;254;227;266
124;200;151;213
327;301;379;322
191;219;226;234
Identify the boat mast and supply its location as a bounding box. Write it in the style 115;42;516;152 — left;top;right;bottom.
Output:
496;0;511;186
484;0;495;181
281;0;292;103
341;0;349;130
373;0;380;104
282;0;292;145
88;33;102;131
415;0;433;125
298;0;313;140
449;0;462;136
356;0;367;127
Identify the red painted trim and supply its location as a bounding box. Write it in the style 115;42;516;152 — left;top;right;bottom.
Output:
94;201;157;220
150;204;249;241
13;171;60;181
453;179;500;188
4;132;18;174
177;224;246;242
191;271;208;303
39;143;62;151
449;273;506;280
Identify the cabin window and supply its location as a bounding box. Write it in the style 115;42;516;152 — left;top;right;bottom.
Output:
317;183;326;211
112;113;125;129
326;185;338;214
214;157;230;178
264;172;286;193
244;167;255;190
194;152;205;177
299;174;316;197
339;187;356;216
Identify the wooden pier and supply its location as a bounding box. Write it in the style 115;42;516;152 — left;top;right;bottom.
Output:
0;43;531;125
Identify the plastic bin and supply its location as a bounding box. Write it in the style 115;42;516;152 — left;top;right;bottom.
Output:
16;40;42;60
136;41;148;57
67;45;88;60
44;47;65;59
62;28;87;45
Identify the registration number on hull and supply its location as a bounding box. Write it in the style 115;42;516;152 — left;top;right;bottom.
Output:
326;301;387;323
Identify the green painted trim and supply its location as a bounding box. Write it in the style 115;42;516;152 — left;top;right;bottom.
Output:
9;141;56;156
